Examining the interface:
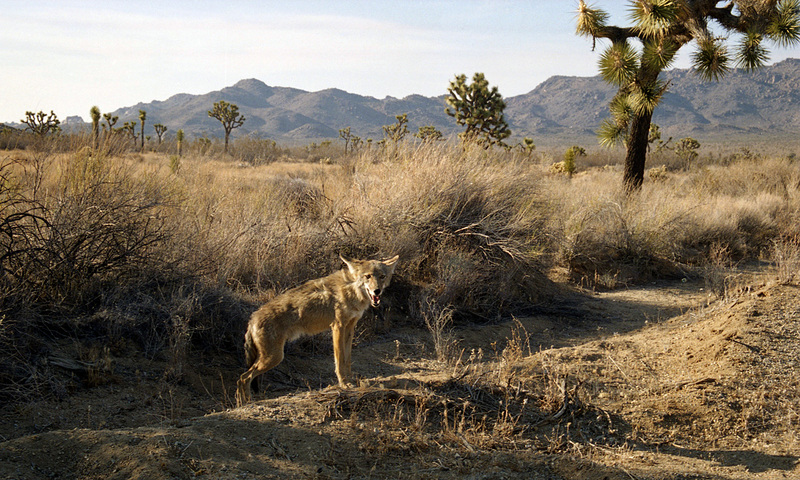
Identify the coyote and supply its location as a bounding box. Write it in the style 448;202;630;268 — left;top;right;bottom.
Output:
236;254;399;406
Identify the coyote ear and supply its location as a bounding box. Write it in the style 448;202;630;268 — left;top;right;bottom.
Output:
340;254;357;274
383;255;399;272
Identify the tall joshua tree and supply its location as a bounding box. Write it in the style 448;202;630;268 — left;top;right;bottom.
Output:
339;126;353;156
208;100;246;154
576;0;800;191
445;73;511;148
153;123;168;145
138;110;147;152
176;129;185;157
90;106;101;150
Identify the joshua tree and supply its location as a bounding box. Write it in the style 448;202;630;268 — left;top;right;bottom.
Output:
382;113;409;144
576;0;800;191
121;121;138;148
21;110;61;136
339;127;353;156
90;106;101;150
563;145;587;177
176;129;185;157
414;125;444;142
138;110;147;152
153;123;168;145
351;135;363;151
102;113;119;135
445;72;511;148
517;137;536;157
208;101;245;153
674;137;701;169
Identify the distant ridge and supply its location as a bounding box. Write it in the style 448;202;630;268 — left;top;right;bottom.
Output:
60;58;800;144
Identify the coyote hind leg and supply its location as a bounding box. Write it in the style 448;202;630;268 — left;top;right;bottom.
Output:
236;339;285;407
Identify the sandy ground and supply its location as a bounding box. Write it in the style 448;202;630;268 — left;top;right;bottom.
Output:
1;273;799;479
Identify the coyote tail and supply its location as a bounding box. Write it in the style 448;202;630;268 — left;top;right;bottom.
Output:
244;329;257;368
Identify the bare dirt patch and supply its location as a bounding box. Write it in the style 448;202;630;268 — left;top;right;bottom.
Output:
2;274;799;479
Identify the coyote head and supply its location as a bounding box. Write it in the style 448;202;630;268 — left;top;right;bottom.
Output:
341;254;399;307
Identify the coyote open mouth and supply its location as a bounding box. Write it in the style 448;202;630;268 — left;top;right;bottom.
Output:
365;284;381;307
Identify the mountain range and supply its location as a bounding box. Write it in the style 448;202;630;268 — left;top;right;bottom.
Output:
12;58;800;145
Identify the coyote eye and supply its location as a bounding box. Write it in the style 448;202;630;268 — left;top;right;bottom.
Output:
365;274;372;279
380;274;386;280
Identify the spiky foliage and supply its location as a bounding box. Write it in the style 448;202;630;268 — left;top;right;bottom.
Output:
769;0;800;46
445;73;511;148
121;121;138;148
153;123;168;145
414;125;444;143
576;0;800;191
599;41;640;86
102;113;119;135
339;127;353;156
382;113;409;144
90;106;101;150
176;129;185;157
517;137;536;158
674;137;700;169
21;111;61;136
208;101;246;154
138;110;147;153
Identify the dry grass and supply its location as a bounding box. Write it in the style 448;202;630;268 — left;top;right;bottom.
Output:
1;136;799;401
545;155;800;288
2;135;800;480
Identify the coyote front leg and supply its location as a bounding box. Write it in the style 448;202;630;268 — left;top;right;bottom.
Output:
332;317;357;386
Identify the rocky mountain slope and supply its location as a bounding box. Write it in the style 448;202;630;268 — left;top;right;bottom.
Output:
70;58;800;143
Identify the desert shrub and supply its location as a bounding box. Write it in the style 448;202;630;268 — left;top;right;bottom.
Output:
772;234;800;284
0;161;48;303
547;154;800;286
0;127;34;150
420;299;458;363
0;149;250;400
555;191;690;286
20;150;184;307
339;143;555;320
647;164;668;182
232;136;284;165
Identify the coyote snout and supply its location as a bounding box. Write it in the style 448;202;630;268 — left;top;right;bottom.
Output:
236;254;399;406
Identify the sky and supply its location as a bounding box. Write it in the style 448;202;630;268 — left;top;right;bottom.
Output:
2;0;799;124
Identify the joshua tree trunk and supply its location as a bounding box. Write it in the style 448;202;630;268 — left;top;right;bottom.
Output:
623;110;653;192
622;64;660;192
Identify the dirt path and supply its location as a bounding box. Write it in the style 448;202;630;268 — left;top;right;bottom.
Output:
2;274;799;479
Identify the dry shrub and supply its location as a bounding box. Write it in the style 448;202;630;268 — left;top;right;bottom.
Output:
419;299;458;363
184;167;352;293
231;136;283;165
772;234;800;283
548;155;800;287
180;142;556;321
553;185;690;286
341;143;554;319
0;149;250;400
33;151;182;305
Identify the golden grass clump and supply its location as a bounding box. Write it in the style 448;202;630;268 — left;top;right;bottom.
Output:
544;154;800;287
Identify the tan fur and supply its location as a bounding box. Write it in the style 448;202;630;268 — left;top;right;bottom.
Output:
236;254;399;406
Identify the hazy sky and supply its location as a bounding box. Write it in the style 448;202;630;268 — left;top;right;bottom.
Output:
2;0;799;123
